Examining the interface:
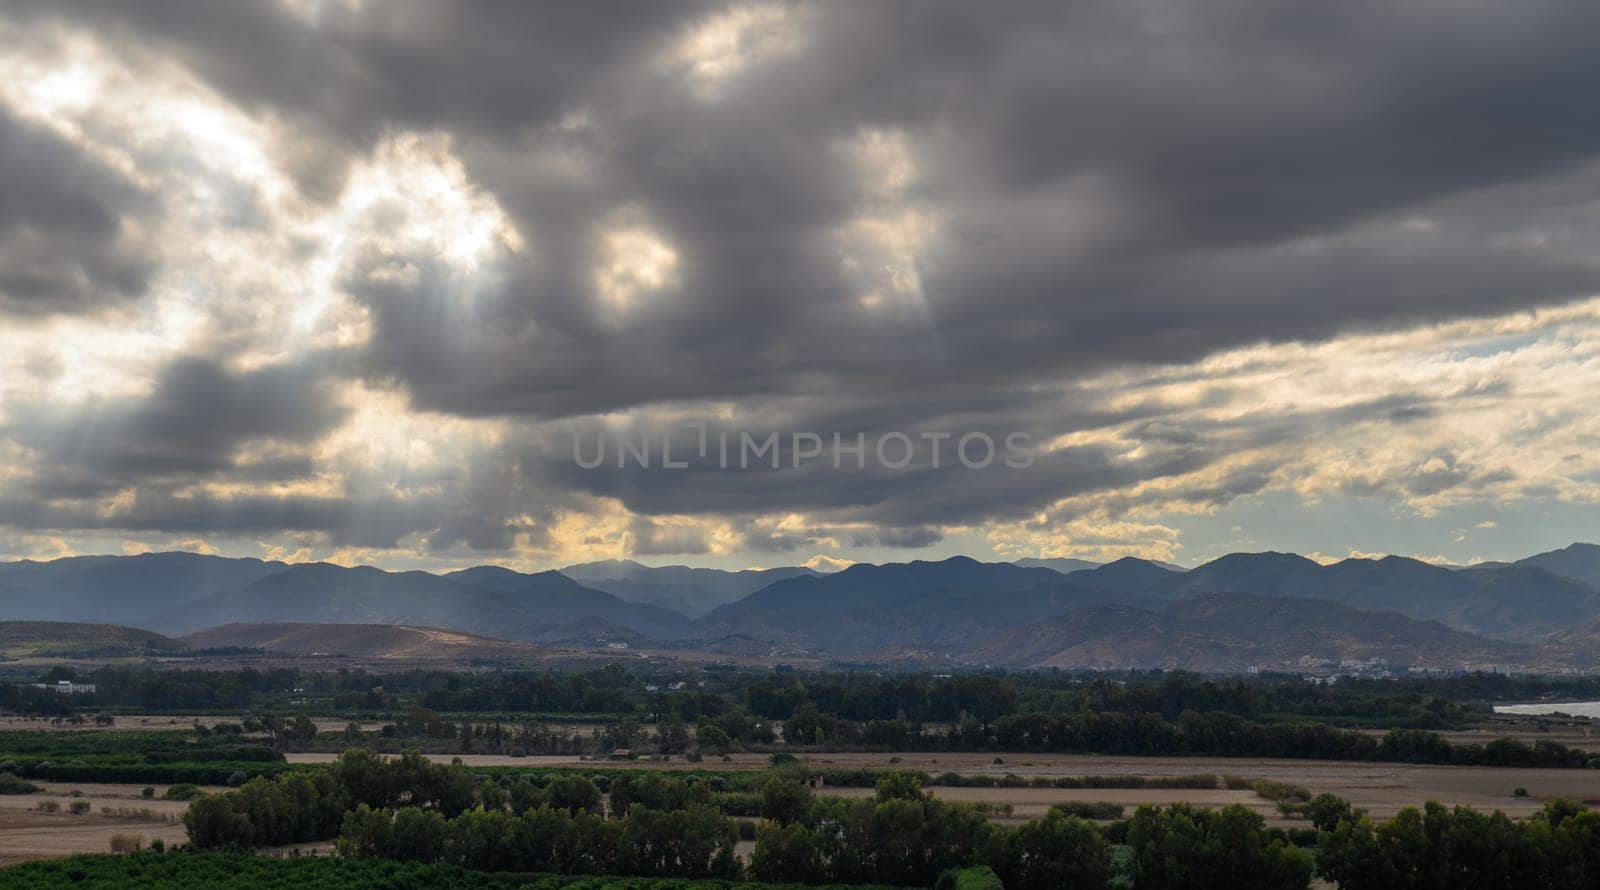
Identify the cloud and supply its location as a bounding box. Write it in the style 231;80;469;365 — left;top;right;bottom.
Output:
2;3;1600;568
0;107;151;314
3;356;345;497
802;554;854;573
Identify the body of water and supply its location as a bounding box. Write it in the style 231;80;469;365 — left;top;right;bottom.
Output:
1494;701;1600;718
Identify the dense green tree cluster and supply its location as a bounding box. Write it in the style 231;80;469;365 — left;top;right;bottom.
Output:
1318;799;1600;890
339;800;740;879
183;750;481;849
1119;803;1313;890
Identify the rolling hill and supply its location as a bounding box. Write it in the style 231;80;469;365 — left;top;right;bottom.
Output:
0;620;186;657
179;622;544;659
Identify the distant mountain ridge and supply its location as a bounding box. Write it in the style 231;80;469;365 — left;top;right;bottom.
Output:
2;543;1600;670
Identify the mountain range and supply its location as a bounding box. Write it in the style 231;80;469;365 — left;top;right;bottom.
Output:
966;594;1528;673
3;542;1600;671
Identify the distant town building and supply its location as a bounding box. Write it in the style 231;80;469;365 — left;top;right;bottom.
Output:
607;641;630;650
34;680;96;694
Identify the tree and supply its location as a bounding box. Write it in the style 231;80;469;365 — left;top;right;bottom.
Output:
656;716;691;754
544;774;601;816
760;772;816;824
752;821;824;884
876;771;925;802
695;723;734;755
184;794;253;849
1125;803;1312;890
1306;793;1360;832
335;804;393;859
1003;810;1113;890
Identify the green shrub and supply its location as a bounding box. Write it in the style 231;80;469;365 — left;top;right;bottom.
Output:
1051;800;1125;820
0;772;40;794
935;865;1005;890
1251;779;1313;803
163;783;202;801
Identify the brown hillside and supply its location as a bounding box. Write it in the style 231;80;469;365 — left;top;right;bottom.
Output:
180;622;545;659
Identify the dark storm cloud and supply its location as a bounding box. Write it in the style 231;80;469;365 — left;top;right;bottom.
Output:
5;1;1600;555
23;1;1600;413
4;357;346;497
0;108;151;315
853;527;945;549
0;489;440;549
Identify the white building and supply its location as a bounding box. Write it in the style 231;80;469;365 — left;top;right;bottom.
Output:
33;680;96;694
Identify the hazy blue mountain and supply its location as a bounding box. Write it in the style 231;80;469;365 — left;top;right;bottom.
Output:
1445;564;1600;639
157;563;691;641
557;559;816;618
967;592;1528;672
1517;542;1600;588
696;556;1114;653
0;552;285;625
1013;557;1101;574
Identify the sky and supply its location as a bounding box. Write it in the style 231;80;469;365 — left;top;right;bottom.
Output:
1;1;1599;573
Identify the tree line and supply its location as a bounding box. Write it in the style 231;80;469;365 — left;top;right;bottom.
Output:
778;708;1597;767
179;750;1600;890
16;664;1586;731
